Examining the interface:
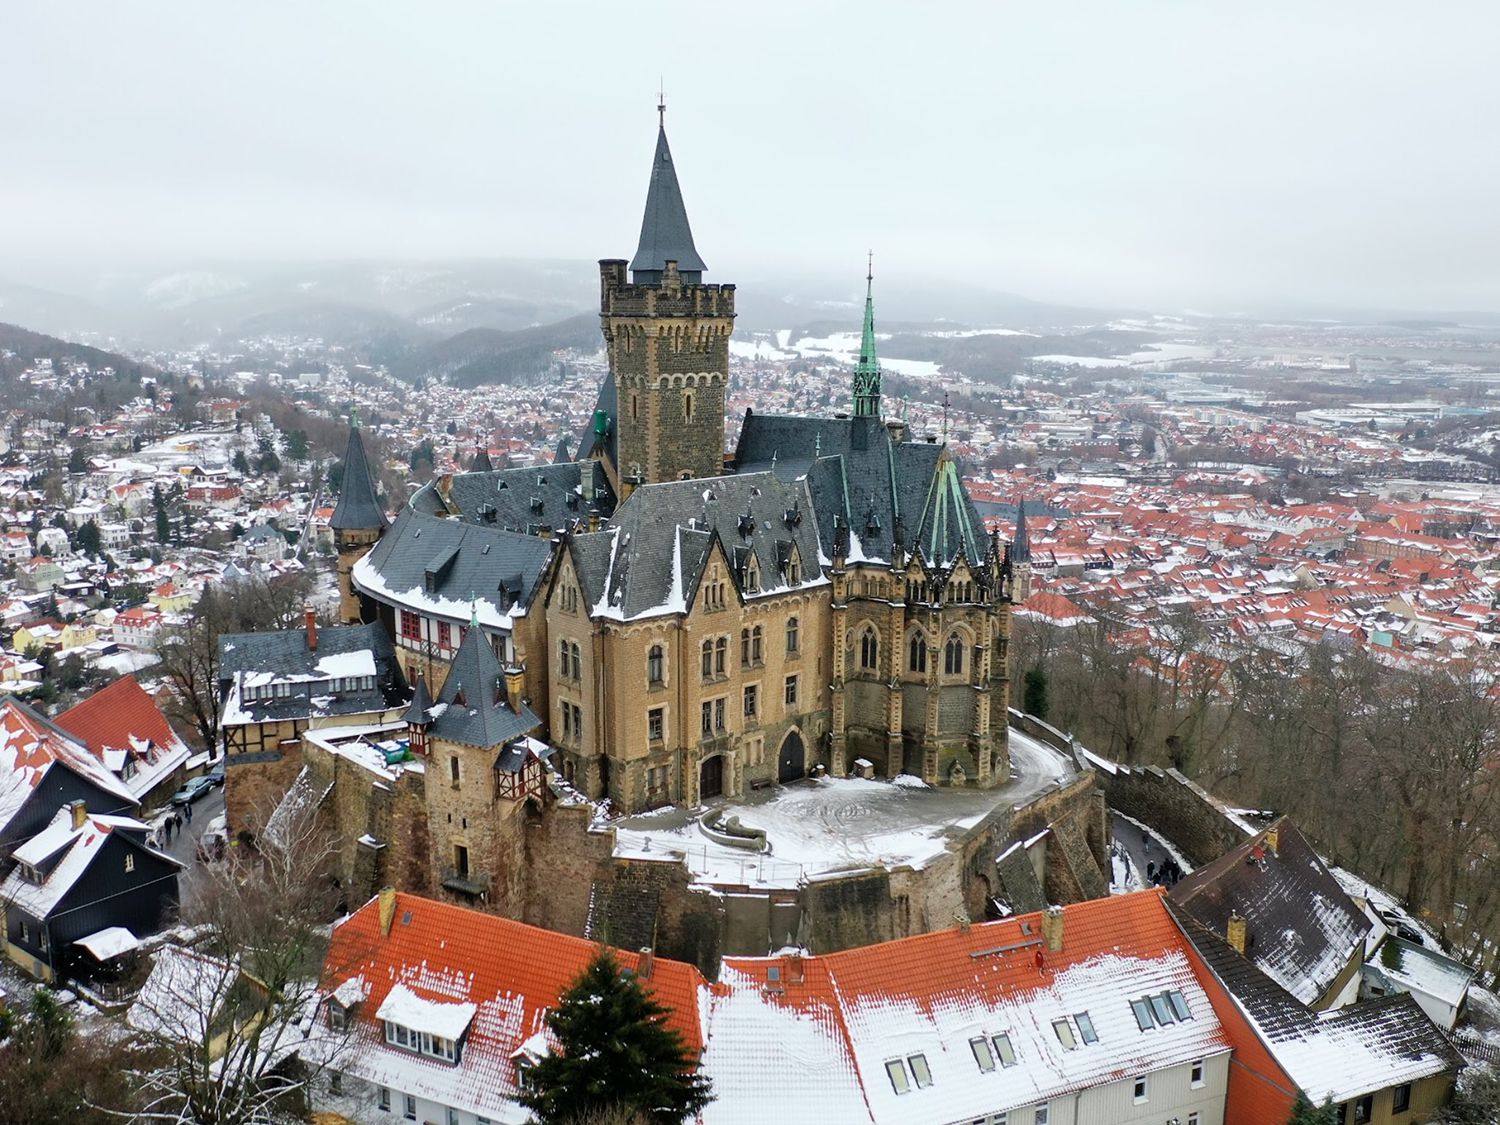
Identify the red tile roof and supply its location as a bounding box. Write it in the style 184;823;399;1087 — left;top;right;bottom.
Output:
321;892;706;1119
56;674;185;760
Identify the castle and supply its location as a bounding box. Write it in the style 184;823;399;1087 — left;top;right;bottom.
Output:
333;112;1031;871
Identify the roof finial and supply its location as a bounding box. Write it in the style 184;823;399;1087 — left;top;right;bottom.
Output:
469;598;479;629
350;403;361;430
853;255;882;419
658;77;666;127
866;249;873;288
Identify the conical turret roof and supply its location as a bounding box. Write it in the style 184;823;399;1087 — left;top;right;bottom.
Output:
630;123;706;281
331;423;386;531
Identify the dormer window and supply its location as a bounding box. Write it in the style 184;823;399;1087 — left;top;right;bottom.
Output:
787;552;802;585
744;557;760;593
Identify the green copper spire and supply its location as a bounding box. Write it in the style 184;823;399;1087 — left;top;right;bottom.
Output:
853;253;882;418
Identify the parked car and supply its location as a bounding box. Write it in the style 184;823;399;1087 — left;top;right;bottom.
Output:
205;761;225;788
170;776;214;806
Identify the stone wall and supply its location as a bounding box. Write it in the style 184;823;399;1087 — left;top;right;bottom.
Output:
1093;760;1249;867
521;800;614;939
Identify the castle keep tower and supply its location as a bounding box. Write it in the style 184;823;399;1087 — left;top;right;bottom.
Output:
599;108;735;496
331;416;386;624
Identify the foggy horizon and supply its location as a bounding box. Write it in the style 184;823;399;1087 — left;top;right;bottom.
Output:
3;2;1498;316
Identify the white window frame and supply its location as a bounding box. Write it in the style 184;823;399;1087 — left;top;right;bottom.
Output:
1133;1074;1148;1104
403;1093;417;1121
1035;1104;1049;1125
885;1058;910;1095
1191;1058;1205;1088
378;1086;390;1111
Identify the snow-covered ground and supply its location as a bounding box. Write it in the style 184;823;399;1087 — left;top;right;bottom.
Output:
612;729;1074;889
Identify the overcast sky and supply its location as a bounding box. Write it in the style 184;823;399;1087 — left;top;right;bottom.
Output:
2;2;1497;312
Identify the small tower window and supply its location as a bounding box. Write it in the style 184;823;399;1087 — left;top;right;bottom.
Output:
683;389;695;422
647;645;664;686
786;616;799;653
630;393;639;422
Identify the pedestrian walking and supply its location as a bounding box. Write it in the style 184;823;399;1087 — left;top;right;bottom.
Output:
172;813;182;838
184;802;192;826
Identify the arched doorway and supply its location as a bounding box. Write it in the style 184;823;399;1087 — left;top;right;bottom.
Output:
777;730;806;784
700;754;724;800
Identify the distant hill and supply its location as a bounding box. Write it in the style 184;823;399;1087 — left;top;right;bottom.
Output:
390;315;600;386
0;320;158;380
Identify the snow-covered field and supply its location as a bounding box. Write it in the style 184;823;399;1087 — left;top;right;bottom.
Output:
612;730;1074;888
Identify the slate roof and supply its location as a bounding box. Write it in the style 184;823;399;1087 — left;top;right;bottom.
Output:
427;624;538;750
0;697;139;834
331;425;386;531
571;471;825;622
630;123;706;283
402;672;434;726
734;411;987;567
1169;817;1371;1006
353;506;556;630
576;371;618;466
317;891;705;1122
409;460;615;535
1;807;178;920
217;622;405;727
1172;903;1462;1104
470;446;492;473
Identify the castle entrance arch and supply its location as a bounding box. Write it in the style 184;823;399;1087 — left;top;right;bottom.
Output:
700;754;724;800
777;730;806;784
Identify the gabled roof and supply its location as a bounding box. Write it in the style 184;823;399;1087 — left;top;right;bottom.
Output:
704;891;1230;1125
318;892;705;1121
330;424;386;531
56;674;193;798
1169;817;1371;1006
629;122;707;282
217;622;405;727
1172;904;1461;1104
428;624;538;749
0;697;138;832
409;459;615;535
1;806;179;920
573;471;825;622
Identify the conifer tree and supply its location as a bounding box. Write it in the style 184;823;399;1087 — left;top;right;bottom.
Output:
1286;1093;1340;1125
520;951;712;1125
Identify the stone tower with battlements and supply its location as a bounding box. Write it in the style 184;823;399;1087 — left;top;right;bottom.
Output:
599;110;735;497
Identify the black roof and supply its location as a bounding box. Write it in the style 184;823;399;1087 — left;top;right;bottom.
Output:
356;506;555;624
217;622;406;725
471;446;493;473
570;470;823;622
403;672;434;726
331;426;386;531
1012;501;1031;563
734;412;986;568
410;460;615;536
427;623;538;750
576;371;618;468
629;124;706;283
1169;818;1372;1007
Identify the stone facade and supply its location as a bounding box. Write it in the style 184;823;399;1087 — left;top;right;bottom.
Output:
599;259;735;496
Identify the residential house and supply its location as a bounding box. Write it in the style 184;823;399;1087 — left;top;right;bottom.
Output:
0;530;31;562
1175;904;1461;1125
17;557;64;592
127;944;271;1061
55;675;193;809
113;605;166;650
148;581;194;613
311;889;705;1125
1170;818;1370;1010
1361;937;1475;1032
35;527;70;556
12;620;63;655
240;524;289;563
1;800;181;982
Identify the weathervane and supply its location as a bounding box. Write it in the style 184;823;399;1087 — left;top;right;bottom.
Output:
658;77;666;126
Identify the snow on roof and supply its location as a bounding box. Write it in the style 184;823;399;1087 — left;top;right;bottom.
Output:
76;926;140;961
0;697;138;830
1372;938;1476;1008
709;892;1228;1125
54;674;193;800
375;982;477;1041
128;945;241;1043
314;650;378;678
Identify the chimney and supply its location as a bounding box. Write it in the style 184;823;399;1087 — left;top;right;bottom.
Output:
1265;822;1280;856
503;662;526;713
1041;904;1064;953
69;799;88;831
305;608;318;652
1227;912;1248;955
785;952;805;984
378;886;397;936
637;947;655;980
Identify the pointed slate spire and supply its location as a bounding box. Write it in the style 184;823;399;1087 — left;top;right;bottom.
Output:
471;445;493;473
403;670;433;726
554;435;572;465
853;254;882;418
1012;501;1031;564
630;108;707;285
427;618;536;749
331;420;385;531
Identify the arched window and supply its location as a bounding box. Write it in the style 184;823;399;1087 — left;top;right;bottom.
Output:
647;645;664;686
701;639;713;681
714;636;727;676
740;628;751;667
570;642;582;681
909;631;928;673
559;638;569;676
786;616;799;653
751;625;763;664
859;627;879;671
683;389;696;422
944;633;965;676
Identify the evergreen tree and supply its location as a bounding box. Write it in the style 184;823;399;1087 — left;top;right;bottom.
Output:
1023;666;1049;720
257;447;281;474
520;951;712;1125
1286;1093;1340;1125
233;450;251;475
284;429;310;461
75;519;102;557
68;445;90;474
1437;1067;1500;1123
153;485;171;543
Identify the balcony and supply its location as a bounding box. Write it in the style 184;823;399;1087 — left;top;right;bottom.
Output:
440;868;488;898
